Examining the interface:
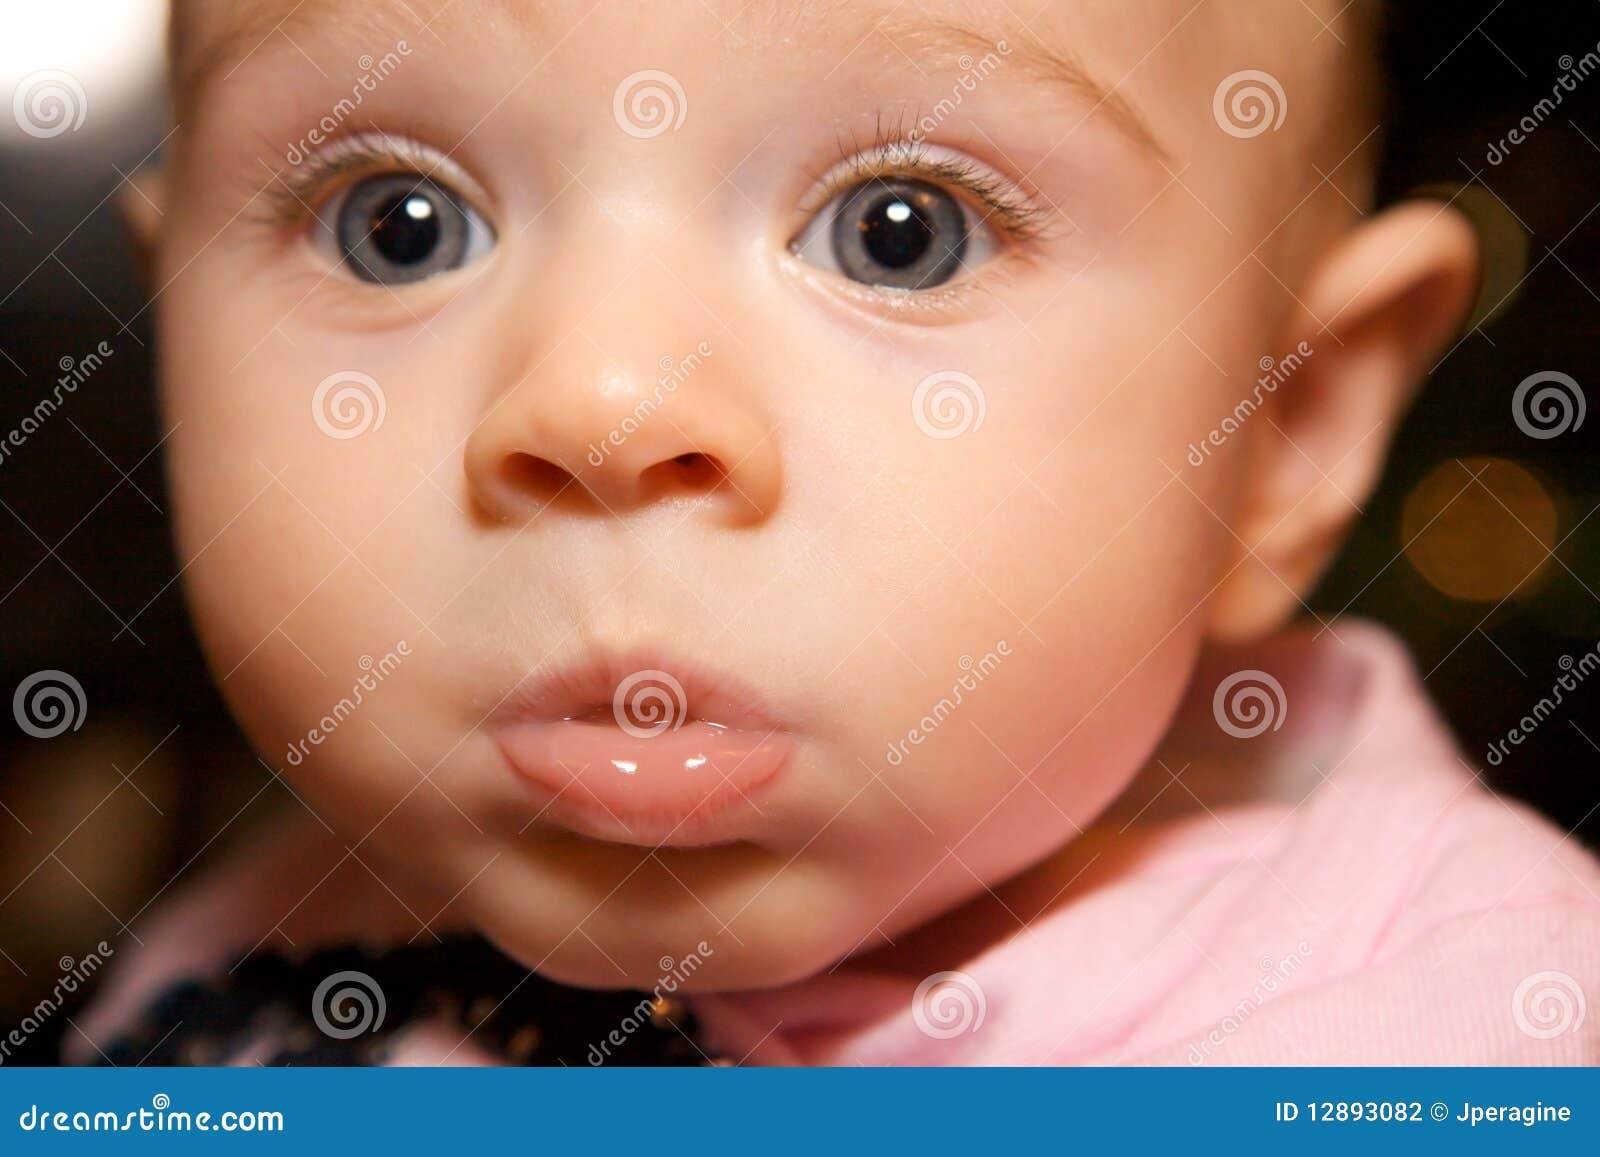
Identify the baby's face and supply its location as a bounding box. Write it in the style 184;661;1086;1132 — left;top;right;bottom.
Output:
155;0;1369;987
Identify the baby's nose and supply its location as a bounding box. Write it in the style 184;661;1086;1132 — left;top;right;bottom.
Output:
463;353;782;524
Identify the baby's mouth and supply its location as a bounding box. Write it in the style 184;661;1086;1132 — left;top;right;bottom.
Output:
489;655;793;849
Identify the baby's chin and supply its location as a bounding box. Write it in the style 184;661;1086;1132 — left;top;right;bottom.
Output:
488;929;837;994
452;839;891;993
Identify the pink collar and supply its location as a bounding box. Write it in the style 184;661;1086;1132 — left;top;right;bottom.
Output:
690;620;1600;1065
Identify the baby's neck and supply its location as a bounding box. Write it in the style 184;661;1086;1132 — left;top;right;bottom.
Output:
845;749;1278;981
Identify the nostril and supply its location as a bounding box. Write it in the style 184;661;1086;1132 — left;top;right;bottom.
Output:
487;448;734;517
646;451;726;495
501;453;581;503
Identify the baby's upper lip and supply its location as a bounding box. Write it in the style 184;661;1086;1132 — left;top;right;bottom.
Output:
487;648;795;848
490;648;788;733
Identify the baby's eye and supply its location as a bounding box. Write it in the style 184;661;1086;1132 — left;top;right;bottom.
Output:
324;172;495;285
790;177;1000;291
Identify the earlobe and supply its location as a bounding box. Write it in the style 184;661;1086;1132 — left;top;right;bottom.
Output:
1207;199;1484;642
118;167;167;291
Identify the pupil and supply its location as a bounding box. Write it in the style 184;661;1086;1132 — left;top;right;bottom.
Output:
370;193;439;265
858;193;933;269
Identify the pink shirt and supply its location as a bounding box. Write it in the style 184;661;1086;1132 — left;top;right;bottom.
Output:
74;620;1600;1065
694;621;1600;1064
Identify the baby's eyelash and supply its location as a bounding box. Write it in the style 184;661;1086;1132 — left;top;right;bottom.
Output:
252;122;1059;250
804;116;1061;242
257;132;476;225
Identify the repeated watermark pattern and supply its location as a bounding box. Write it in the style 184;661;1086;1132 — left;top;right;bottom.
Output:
284;643;411;766
311;970;387;1039
1187;941;1313;1064
912;970;986;1039
1511;970;1587;1040
1212;70;1287;138
1187;341;1315;467
586;943;714;1065
11;69;88;139
0;944;114;1065
907;41;1012;144
612;70;687;139
1485;642;1600;767
912;370;986;439
284;43;414;165
1487;41;1600;165
1512;371;1586;440
312;370;387;439
884;642;1011;767
0;340;114;470
12;670;87;739
612;670;688;739
1212;670;1287;739
587;341;713;467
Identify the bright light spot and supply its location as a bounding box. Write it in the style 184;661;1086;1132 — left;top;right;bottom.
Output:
1402;457;1558;602
0;1;165;111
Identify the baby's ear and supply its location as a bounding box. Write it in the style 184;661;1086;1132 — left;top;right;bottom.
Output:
1207;199;1483;642
118;167;167;291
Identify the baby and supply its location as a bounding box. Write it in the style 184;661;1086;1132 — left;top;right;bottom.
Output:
71;0;1600;1065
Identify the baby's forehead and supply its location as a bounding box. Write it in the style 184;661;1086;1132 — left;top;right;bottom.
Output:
174;0;1361;112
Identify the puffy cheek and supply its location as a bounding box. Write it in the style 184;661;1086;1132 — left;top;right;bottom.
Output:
818;359;1240;894
161;432;442;840
178;534;395;796
159;276;453;720
858;604;1204;898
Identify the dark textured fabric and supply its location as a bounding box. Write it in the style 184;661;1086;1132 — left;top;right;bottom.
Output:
94;937;721;1067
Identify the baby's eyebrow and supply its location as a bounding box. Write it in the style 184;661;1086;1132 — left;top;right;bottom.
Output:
821;13;1170;161
177;0;1167;160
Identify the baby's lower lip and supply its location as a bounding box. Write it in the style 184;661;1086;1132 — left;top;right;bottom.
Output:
495;718;792;847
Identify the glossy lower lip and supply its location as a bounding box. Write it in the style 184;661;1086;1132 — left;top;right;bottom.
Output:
490;655;793;848
497;719;792;847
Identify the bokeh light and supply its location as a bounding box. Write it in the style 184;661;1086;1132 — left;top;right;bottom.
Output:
1401;456;1558;603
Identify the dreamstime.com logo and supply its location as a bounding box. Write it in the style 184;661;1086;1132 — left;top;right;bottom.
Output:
312;970;387;1039
1212;669;1286;739
1484;642;1599;768
1511;970;1587;1040
884;642;1012;767
612;70;687;138
1187;341;1315;467
913;370;986;439
1;942;114;1064
313;370;387;439
0;339;114;470
587;341;712;466
12;69;88;139
17;1094;283;1134
613;670;688;738
284;42;413;165
1212;70;1287;138
912;971;986;1039
1512;371;1586;440
587;943;715;1065
12;670;86;739
906;41;1012;144
1487;42;1600;165
284;643;411;766
1188;941;1313;1064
